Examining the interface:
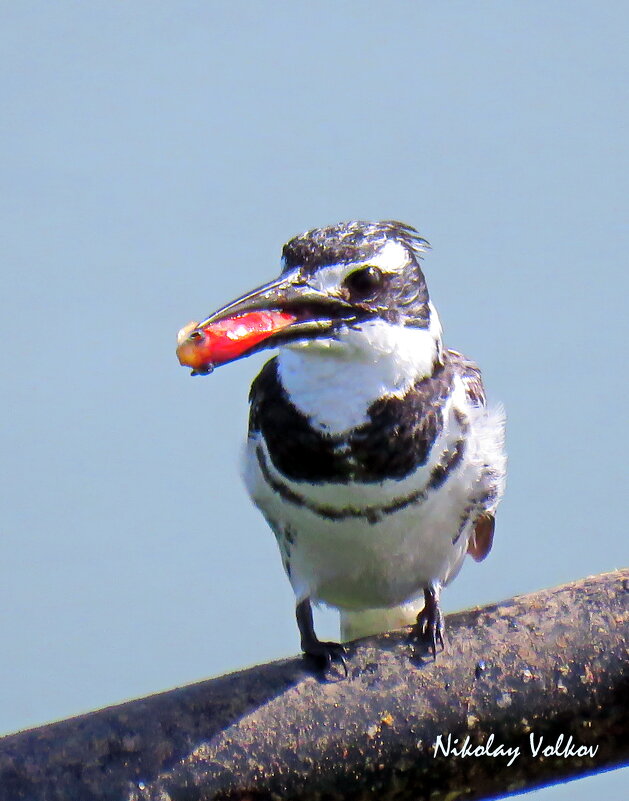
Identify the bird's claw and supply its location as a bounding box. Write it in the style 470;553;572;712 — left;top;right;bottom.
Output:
296;599;348;677
304;640;348;676
413;607;445;657
410;587;445;658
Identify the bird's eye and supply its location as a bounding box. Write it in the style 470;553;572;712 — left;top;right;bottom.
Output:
188;330;203;341
344;266;383;298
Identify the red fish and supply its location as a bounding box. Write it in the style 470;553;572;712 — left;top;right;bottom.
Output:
177;311;296;374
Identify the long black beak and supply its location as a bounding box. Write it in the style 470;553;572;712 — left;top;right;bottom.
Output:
198;270;362;343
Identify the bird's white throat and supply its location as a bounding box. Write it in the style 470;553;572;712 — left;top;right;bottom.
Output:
277;307;443;434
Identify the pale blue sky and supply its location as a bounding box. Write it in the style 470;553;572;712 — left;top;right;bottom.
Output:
1;3;626;797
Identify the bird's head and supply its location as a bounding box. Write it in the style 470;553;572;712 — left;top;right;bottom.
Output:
179;221;443;375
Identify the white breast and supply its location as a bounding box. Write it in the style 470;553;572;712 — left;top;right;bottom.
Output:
276;308;442;434
243;378;506;612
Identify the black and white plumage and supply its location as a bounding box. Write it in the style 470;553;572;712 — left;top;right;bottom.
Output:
198;221;506;666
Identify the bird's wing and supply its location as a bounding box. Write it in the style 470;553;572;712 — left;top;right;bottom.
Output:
446;349;486;407
467;512;495;562
447;350;498;562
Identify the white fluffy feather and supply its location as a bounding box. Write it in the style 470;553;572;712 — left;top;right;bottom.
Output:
277;308;442;434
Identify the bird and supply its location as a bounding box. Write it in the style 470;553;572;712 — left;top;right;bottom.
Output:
186;221;506;669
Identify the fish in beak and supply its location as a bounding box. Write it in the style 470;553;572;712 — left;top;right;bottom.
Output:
177;270;362;374
176;312;296;375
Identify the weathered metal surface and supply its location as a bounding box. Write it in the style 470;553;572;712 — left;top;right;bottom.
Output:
0;570;627;801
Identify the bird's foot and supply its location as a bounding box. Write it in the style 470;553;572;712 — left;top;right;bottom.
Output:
303;638;347;675
411;586;445;658
296;598;347;677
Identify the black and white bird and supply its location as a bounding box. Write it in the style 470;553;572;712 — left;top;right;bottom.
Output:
191;221;506;668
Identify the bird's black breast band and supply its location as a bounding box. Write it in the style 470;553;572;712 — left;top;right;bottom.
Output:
248;352;477;484
254;436;466;524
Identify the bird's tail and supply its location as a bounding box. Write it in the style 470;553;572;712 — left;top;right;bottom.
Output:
340;601;423;642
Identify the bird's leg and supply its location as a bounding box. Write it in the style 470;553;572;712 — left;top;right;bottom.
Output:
296;598;346;673
413;584;445;657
